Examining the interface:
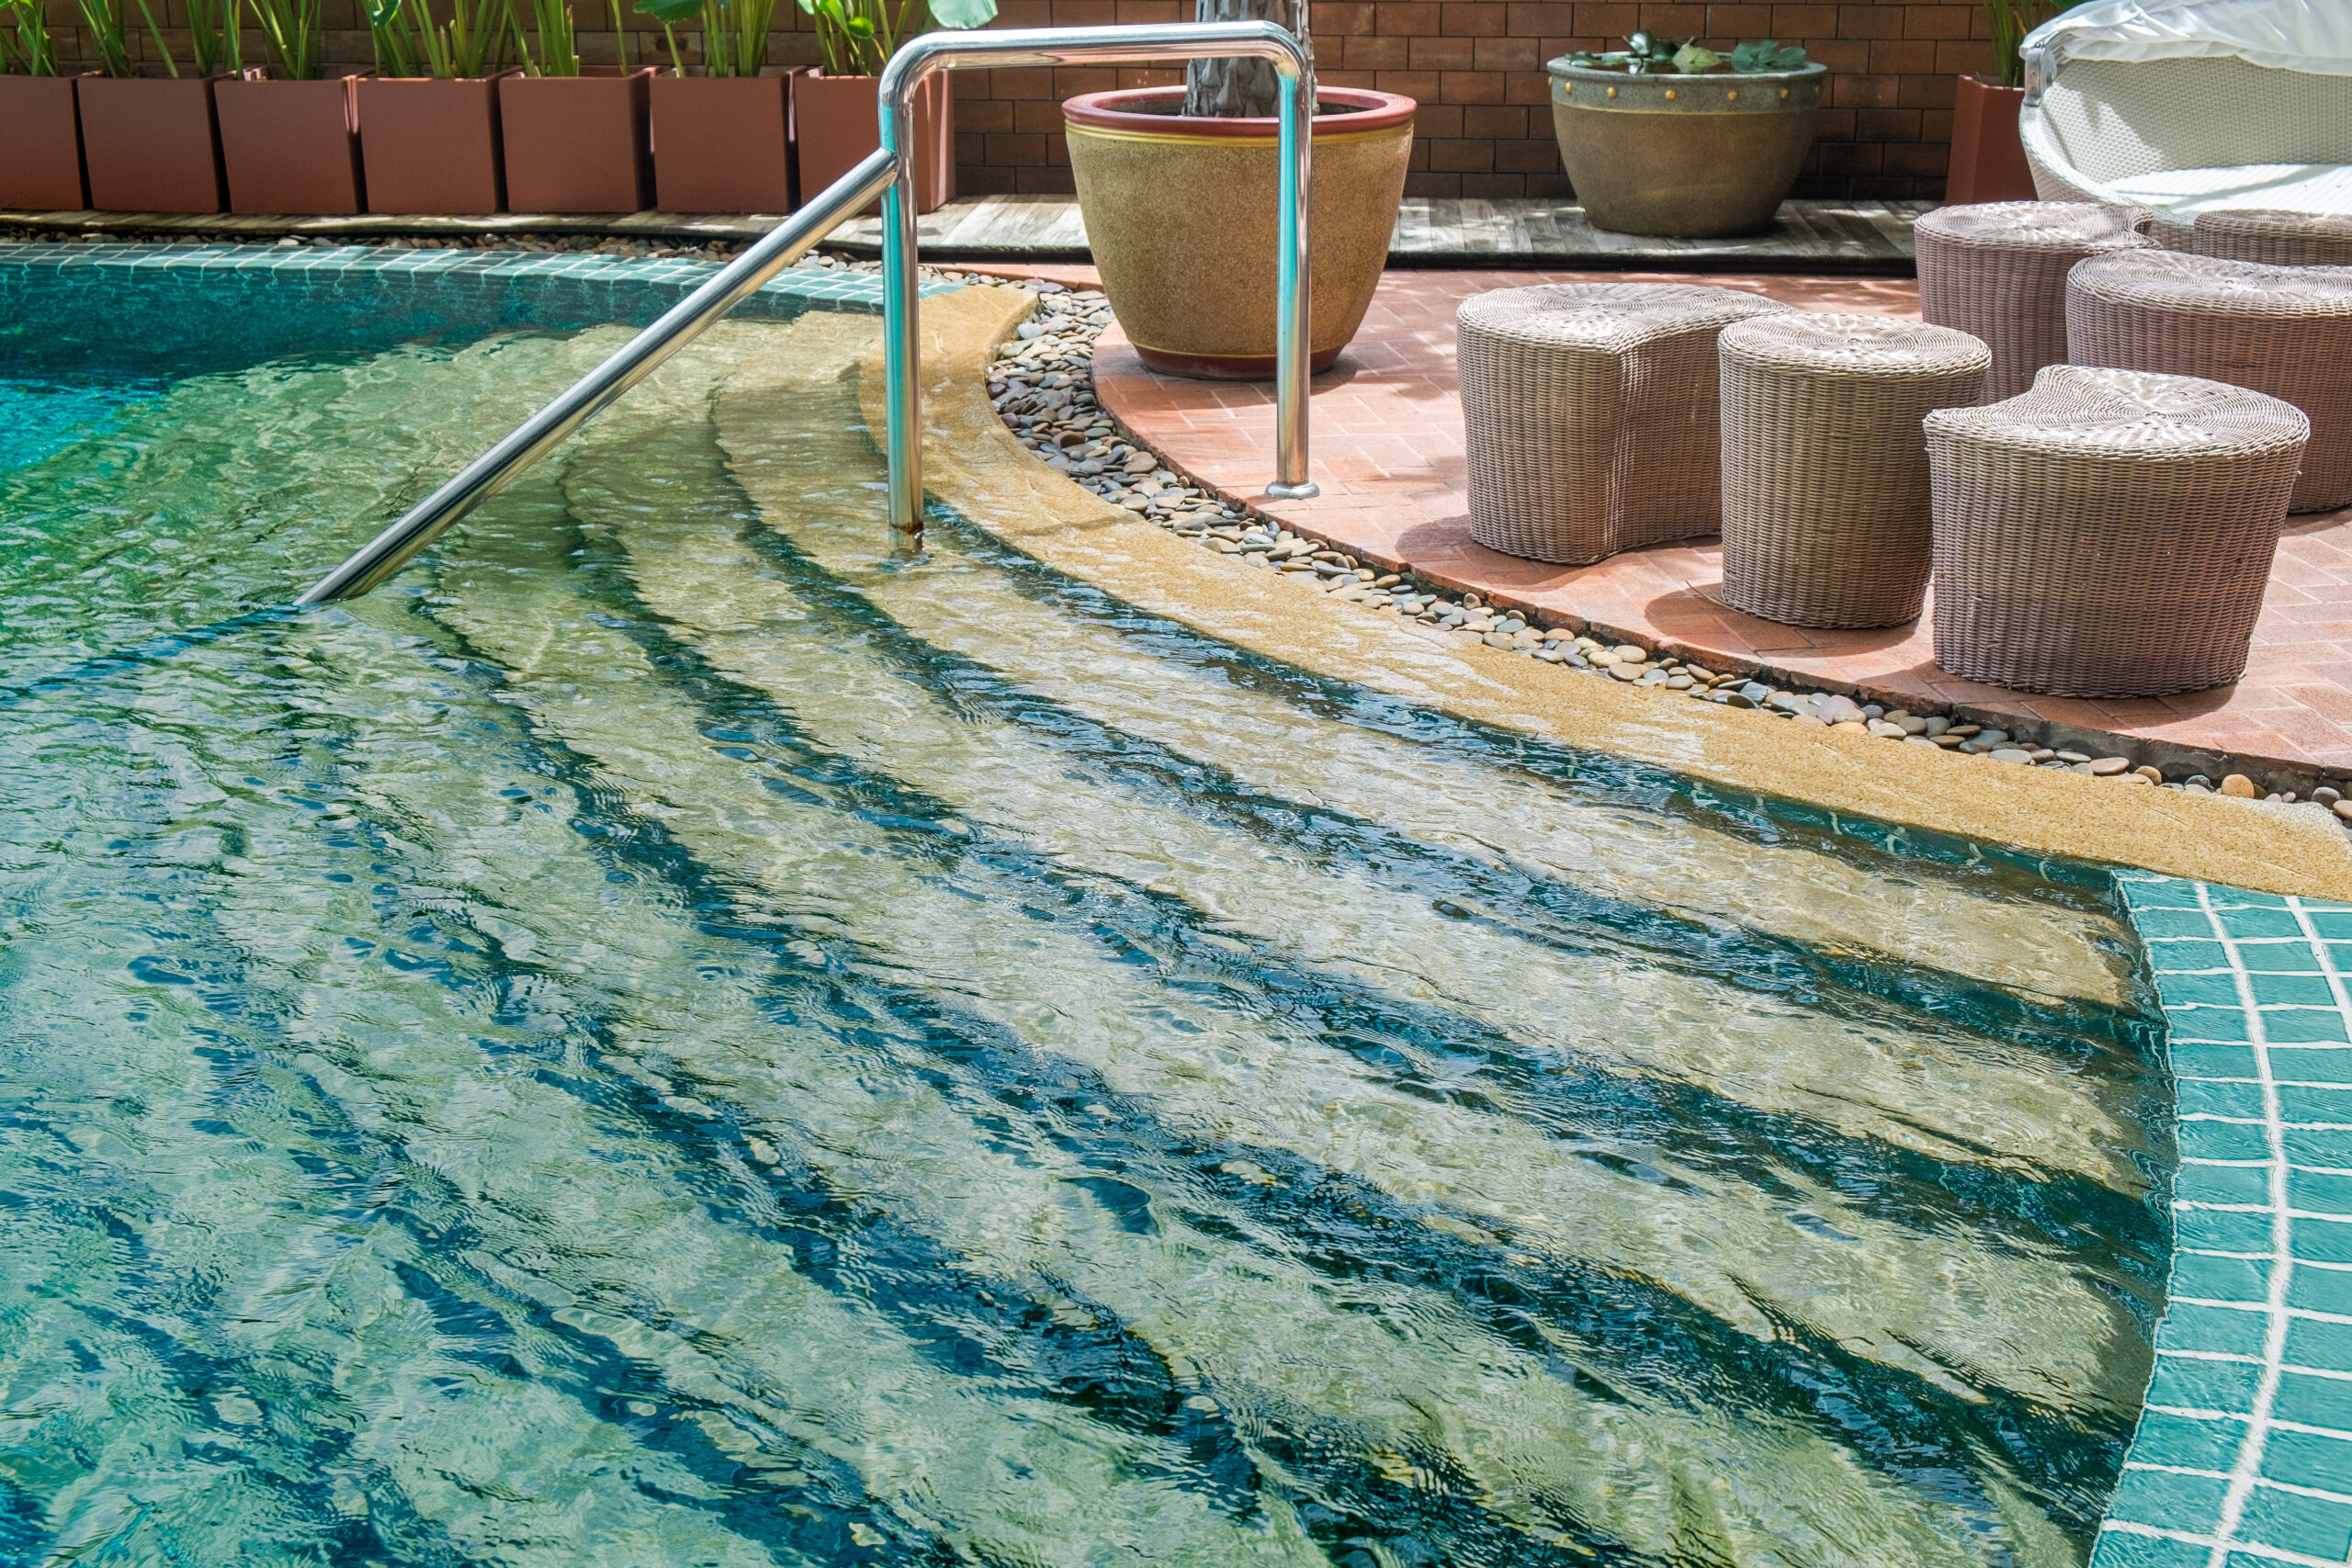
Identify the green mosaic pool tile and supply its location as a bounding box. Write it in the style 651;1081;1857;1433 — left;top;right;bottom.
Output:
2244;942;2332;975
2169;1302;2278;1358
2171;1009;2259;1043
2289;1263;2352;1316
2164;971;2263;1008
2290;1168;2352;1213
2292;1222;2352;1269
2182;1079;2274;1119
2279;1084;2352;1123
2138;905;2243;940
2130;1409;2254;1472
2303;908;2352;938
2170;1247;2273;1304
2288;1129;2352;1169
2147;1354;2267;1416
2256;1008;2352;1045
2180;1117;2280;1162
2271;1369;2352;1434
2233;1483;2352;1560
2096;1530;2211;1568
2147;937;2234;971
2276;1048;2352;1084
2210;902;2306;939
2290;1315;2352;1375
2178;1204;2282;1255
2102;1465;2233;1534
2246;975;2344;1009
2173;1041;2264;1079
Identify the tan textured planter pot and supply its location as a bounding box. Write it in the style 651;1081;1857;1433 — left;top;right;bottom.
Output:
500;67;653;214
1063;86;1414;380
650;69;793;213
76;73;227;213
358;73;514;214
794;71;951;215
1945;73;2034;205
0;76;88;209
215;73;367;216
1546;59;1824;237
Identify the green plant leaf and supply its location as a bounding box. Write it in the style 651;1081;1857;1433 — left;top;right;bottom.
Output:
363;0;401;29
1669;41;1720;71
926;0;992;28
631;0;696;24
1729;38;1806;72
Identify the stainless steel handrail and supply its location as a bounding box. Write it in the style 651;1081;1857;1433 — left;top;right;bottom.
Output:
299;21;1317;602
297;149;899;604
878;22;1318;556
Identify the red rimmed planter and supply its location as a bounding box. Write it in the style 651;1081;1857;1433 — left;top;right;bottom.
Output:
794;70;951;215
76;73;228;213
500;66;654;214
358;72;516;214
215;71;367;215
1062;85;1414;379
0;76;89;209
1945;73;2035;204
650;68;797;214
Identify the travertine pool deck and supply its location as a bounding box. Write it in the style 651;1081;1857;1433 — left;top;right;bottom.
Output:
1085;267;2352;784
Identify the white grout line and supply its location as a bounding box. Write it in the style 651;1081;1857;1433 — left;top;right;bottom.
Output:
2102;1518;2352;1568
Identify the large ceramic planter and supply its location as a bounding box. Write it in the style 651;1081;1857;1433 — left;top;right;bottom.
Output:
500;67;653;213
1546;59;1825;237
795;71;951;215
1944;73;2034;204
1062;85;1414;379
0;75;88;209
358;73;513;213
215;73;366;215
650;70;793;213
76;74;227;213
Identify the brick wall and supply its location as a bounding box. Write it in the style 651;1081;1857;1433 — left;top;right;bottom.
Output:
31;0;1986;202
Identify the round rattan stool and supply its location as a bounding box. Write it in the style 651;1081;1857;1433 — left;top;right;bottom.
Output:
2193;209;2352;267
1715;313;1990;629
1457;283;1794;564
1915;202;2153;402
2068;249;2352;513
1925;366;2306;697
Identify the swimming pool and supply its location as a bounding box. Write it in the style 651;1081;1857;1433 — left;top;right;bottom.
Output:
0;246;2179;1566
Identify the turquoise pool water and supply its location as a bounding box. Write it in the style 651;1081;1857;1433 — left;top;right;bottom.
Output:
0;251;2176;1567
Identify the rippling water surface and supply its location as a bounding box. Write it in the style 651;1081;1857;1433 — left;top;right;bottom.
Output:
0;300;2169;1567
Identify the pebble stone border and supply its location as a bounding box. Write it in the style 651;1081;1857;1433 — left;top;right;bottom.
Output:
987;295;2352;835
2101;875;2352;1568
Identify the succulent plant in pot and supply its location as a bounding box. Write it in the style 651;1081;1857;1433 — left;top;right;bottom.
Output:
790;0;994;218
1546;32;1826;238
1061;0;1417;381
356;0;521;215
69;0;234;212
0;0;89;209
1947;0;2061;203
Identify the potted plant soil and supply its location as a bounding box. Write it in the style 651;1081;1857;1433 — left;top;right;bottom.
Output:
1062;0;1415;379
214;0;367;215
0;0;89;209
633;0;791;212
790;0;992;217
500;0;654;212
1945;0;2055;204
356;0;520;214
1547;35;1825;238
70;0;231;212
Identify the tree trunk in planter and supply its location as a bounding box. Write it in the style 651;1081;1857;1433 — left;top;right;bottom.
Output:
1185;0;1309;118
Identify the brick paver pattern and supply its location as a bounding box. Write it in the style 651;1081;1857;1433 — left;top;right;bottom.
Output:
1091;268;2352;773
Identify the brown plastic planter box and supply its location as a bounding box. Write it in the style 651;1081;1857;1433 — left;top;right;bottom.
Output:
0;75;89;209
358;73;514;214
76;73;227;213
215;72;366;215
650;69;795;214
1946;74;2035;205
500;67;653;214
795;70;951;215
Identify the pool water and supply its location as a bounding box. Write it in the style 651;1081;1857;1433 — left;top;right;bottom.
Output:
0;283;2172;1566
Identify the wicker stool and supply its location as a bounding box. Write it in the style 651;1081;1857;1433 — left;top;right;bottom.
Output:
1457;284;1795;564
1925;366;2306;697
1915;202;2153;401
2193;209;2352;267
1716;313;1991;629
2069;249;2352;513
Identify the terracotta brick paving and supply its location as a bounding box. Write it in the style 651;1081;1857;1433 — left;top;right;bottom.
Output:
1087;266;2352;779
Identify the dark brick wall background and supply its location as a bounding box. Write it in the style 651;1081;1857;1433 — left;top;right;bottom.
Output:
33;0;1984;202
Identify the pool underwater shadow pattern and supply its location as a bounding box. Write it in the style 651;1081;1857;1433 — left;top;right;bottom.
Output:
0;245;2335;1566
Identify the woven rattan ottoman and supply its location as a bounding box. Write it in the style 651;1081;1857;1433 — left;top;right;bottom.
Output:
1925;366;2306;697
2068;249;2352;513
1915;202;2153;401
2193;209;2352;267
1716;313;1990;628
1457;284;1794;564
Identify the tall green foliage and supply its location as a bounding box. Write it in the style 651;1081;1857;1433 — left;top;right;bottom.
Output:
518;0;579;72
794;0;991;77
246;0;327;76
369;0;515;76
634;0;777;77
1983;0;2059;87
1;0;60;73
71;0;175;76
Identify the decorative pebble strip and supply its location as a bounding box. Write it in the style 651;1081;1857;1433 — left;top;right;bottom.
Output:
2099;875;2352;1568
989;295;2352;833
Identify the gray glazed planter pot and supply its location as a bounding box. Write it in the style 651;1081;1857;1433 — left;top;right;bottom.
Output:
1547;59;1826;237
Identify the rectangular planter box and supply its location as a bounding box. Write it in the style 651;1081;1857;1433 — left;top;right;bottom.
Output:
76;73;227;213
795;70;952;216
650;69;794;214
1945;73;2036;205
358;73;512;214
215;73;367;215
0;75;89;209
500;67;653;214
